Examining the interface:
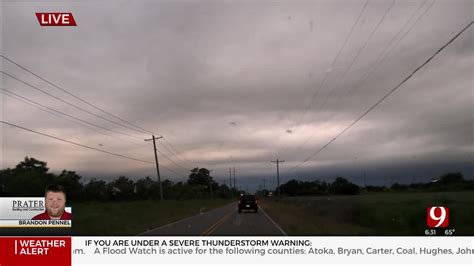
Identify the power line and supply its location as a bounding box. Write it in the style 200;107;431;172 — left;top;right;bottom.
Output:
156;146;191;174
0;88;144;141
1;89;113;139
296;0;370;129
346;0;435;97
1;55;154;135
1;71;147;138
304;0;396;132
1;89;156;152
1;56;196;171
144;139;192;177
2;88;192;176
287;21;473;173
1;120;188;179
2;89;191;175
156;162;189;180
274;0;370;157
163;136;194;168
288;0;397;155
317;0;435;145
1;120;154;164
294;0;432;152
158;137;194;170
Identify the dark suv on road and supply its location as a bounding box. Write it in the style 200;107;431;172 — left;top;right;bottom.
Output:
238;195;258;213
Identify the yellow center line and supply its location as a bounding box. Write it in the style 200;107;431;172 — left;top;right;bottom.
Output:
200;208;236;236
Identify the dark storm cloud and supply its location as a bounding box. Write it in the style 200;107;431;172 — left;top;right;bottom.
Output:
1;0;472;187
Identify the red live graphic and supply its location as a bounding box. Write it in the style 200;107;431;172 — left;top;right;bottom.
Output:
35;13;77;26
0;237;71;266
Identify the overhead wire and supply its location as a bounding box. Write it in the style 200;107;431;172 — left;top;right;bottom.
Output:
1;89;117;139
2;55;198;169
159;146;193;172
156;146;192;174
289;0;435;161
1;55;154;135
1;88;145;141
346;0;436;97
274;0;370;157
1;63;195;172
286;21;473;173
163;136;194;168
1;71;147;138
290;0;397;153
293;0;370;129
2;88;190;176
1;120;188;179
1;120;154;164
303;0;396;132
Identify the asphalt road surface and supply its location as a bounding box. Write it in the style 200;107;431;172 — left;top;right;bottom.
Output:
139;203;286;236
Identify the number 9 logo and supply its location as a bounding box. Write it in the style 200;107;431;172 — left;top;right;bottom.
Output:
427;206;449;228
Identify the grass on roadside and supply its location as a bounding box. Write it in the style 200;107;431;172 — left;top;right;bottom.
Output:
71;199;233;235
260;191;474;235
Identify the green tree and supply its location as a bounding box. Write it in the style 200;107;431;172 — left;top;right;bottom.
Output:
188;168;211;186
83;179;110;201
329;177;360;195
135;176;155;200
15;157;49;173
2;157;55;196
279;179;300;196
108;176;135;200
439;172;464;184
57;170;83;202
187;167;217;198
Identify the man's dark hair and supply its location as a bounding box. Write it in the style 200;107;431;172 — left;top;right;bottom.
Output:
45;184;66;196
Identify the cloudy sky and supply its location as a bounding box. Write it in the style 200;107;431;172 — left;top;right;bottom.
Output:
1;0;472;191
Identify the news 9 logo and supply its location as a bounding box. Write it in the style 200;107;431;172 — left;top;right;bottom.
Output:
426;206;449;228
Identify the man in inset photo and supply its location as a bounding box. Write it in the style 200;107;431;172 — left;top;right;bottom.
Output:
32;184;72;220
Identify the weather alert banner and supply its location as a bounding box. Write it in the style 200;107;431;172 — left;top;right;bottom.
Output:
0;236;473;265
0;197;72;227
0;237;71;266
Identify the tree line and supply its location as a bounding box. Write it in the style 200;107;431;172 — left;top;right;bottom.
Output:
0;157;238;202
274;172;474;197
1;157;472;201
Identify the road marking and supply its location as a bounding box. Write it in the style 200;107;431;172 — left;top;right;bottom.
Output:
259;206;287;236
200;208;236;236
137;203;234;236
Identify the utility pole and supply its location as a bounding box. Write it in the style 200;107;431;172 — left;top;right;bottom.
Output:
229;167;233;196
145;135;164;200
208;176;214;199
271;159;284;196
233;167;236;191
208;171;214;199
364;171;367;188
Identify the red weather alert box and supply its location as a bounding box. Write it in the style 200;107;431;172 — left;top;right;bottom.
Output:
0;237;71;266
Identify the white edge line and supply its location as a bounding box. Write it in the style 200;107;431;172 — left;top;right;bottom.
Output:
259;206;288;236
136;202;235;236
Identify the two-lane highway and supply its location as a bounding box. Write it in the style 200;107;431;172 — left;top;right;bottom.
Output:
139;203;286;236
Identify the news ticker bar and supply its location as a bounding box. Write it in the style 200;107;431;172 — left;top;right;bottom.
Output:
0;236;473;266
